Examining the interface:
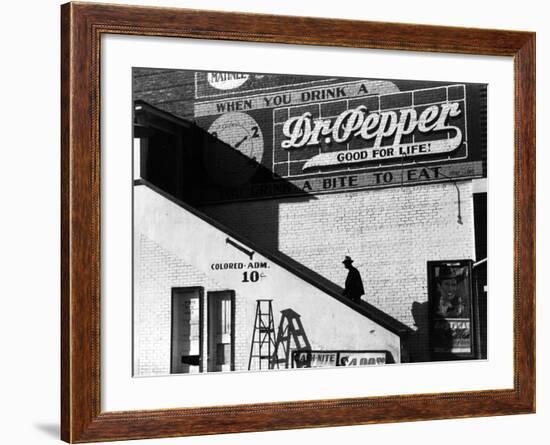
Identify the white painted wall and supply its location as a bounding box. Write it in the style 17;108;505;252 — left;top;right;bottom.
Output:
134;184;401;373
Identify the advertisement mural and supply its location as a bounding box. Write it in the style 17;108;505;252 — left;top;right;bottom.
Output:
192;71;486;204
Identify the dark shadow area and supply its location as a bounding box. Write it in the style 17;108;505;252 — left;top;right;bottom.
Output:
407;301;431;362
430;318;459;360
272;308;312;369
33;422;59;439
135;100;314;205
409;300;457;363
473;260;487;359
135;99;314;258
473;193;487;360
409;299;478;363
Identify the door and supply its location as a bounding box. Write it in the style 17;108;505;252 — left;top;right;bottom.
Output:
171;287;203;374
208;291;235;372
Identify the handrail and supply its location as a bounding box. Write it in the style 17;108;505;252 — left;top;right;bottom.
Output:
473;258;487;268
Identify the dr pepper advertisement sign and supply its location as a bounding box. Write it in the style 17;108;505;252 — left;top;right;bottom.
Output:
192;72;486;204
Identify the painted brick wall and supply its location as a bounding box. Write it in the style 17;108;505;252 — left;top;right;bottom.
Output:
132;69;341;121
134;234;217;375
134;185;401;376
200;181;475;362
134;234;254;375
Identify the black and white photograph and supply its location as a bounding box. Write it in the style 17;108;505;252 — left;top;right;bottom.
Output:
132;69;487;375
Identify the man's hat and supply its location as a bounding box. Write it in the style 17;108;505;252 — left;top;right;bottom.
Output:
437;265;464;282
342;256;354;264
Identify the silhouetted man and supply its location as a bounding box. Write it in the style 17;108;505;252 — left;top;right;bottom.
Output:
342;256;364;303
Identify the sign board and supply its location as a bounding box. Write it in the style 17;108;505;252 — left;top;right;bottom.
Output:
195;71;343;99
427;260;478;360
293;350;389;368
191;72;486;204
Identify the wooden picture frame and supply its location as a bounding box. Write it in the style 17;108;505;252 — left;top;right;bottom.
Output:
61;2;535;442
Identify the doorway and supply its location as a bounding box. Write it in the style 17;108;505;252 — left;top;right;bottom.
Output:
170;287;203;374
208;291;235;372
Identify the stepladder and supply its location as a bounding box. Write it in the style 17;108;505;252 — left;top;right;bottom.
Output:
248;299;278;370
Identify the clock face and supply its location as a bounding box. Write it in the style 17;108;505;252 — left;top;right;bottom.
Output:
205;112;264;187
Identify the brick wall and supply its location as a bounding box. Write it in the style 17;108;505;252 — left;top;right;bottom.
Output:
133;70;478;366
134;234;255;375
135;234;215;375
201;181;475;362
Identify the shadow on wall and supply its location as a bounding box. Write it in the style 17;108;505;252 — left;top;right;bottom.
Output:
193;134;316;255
408;300;459;362
407;301;431;362
271;308;311;369
134;99;316;255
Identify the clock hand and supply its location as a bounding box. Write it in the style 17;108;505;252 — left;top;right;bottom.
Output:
234;135;248;148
